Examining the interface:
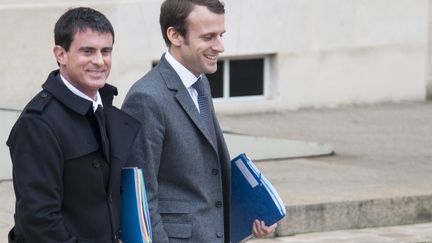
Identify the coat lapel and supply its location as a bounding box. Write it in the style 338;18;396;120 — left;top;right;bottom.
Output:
104;106;140;192
104;107;139;163
157;56;218;153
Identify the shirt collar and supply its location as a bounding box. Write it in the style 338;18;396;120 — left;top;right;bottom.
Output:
164;51;202;88
60;74;103;112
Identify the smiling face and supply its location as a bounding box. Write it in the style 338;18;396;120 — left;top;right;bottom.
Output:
168;5;225;77
54;28;113;100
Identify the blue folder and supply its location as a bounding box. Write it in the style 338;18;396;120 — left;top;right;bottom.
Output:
230;153;286;243
120;167;152;243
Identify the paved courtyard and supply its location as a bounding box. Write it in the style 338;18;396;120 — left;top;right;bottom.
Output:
2;101;432;242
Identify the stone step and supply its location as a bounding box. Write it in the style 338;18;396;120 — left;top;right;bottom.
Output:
276;194;432;236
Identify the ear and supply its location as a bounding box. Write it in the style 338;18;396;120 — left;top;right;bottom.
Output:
53;45;67;65
166;26;183;47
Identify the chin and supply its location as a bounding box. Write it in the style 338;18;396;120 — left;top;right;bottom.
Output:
87;80;107;89
202;66;216;74
88;75;107;83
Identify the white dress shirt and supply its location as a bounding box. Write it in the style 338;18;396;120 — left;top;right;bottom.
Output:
60;74;103;112
164;51;202;111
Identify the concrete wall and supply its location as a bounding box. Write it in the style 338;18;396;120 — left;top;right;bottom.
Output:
428;0;432;99
0;0;430;179
0;0;429;111
218;0;429;112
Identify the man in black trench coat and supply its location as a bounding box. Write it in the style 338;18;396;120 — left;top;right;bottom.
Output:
7;7;140;242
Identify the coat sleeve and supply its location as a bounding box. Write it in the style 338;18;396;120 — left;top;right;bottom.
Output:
8;114;76;242
122;90;169;243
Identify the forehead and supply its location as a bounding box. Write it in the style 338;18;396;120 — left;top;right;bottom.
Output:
186;5;225;34
71;28;113;46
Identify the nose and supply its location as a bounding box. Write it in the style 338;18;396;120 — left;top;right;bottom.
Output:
92;52;104;66
213;36;224;53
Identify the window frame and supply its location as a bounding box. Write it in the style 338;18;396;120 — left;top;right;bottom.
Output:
212;55;271;101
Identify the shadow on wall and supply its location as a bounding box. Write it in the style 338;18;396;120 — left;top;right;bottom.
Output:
0;109;21;180
427;82;432;100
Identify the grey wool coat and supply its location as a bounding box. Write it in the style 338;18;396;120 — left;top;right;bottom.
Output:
122;54;231;243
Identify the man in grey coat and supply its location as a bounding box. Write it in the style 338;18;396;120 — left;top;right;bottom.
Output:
122;0;276;242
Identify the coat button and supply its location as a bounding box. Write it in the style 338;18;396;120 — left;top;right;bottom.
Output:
108;193;113;203
215;201;223;208
211;169;219;175
216;232;224;238
92;159;101;168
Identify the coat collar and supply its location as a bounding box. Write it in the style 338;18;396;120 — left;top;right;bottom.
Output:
42;70;118;115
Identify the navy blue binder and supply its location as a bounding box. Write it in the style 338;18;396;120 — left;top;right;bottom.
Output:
230;153;286;243
120;167;152;243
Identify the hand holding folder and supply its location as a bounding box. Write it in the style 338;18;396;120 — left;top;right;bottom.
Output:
230;153;286;243
252;219;278;239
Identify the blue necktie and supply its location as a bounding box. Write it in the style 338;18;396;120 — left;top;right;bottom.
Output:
193;77;217;147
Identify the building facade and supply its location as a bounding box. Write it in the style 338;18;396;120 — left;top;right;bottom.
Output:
0;0;431;178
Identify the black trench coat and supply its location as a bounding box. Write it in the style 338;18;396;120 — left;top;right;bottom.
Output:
7;70;140;242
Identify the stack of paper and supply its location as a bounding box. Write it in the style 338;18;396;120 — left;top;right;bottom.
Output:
230;153;286;243
120;167;152;243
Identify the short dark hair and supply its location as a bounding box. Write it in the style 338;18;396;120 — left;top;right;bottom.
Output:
160;0;225;46
54;7;114;51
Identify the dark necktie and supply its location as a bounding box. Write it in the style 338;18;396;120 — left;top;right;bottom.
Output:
94;105;110;162
193;77;217;147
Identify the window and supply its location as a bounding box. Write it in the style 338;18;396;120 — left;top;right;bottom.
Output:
207;57;267;99
152;56;269;99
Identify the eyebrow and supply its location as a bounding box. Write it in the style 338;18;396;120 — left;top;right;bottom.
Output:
78;46;95;51
78;46;113;51
200;30;226;37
